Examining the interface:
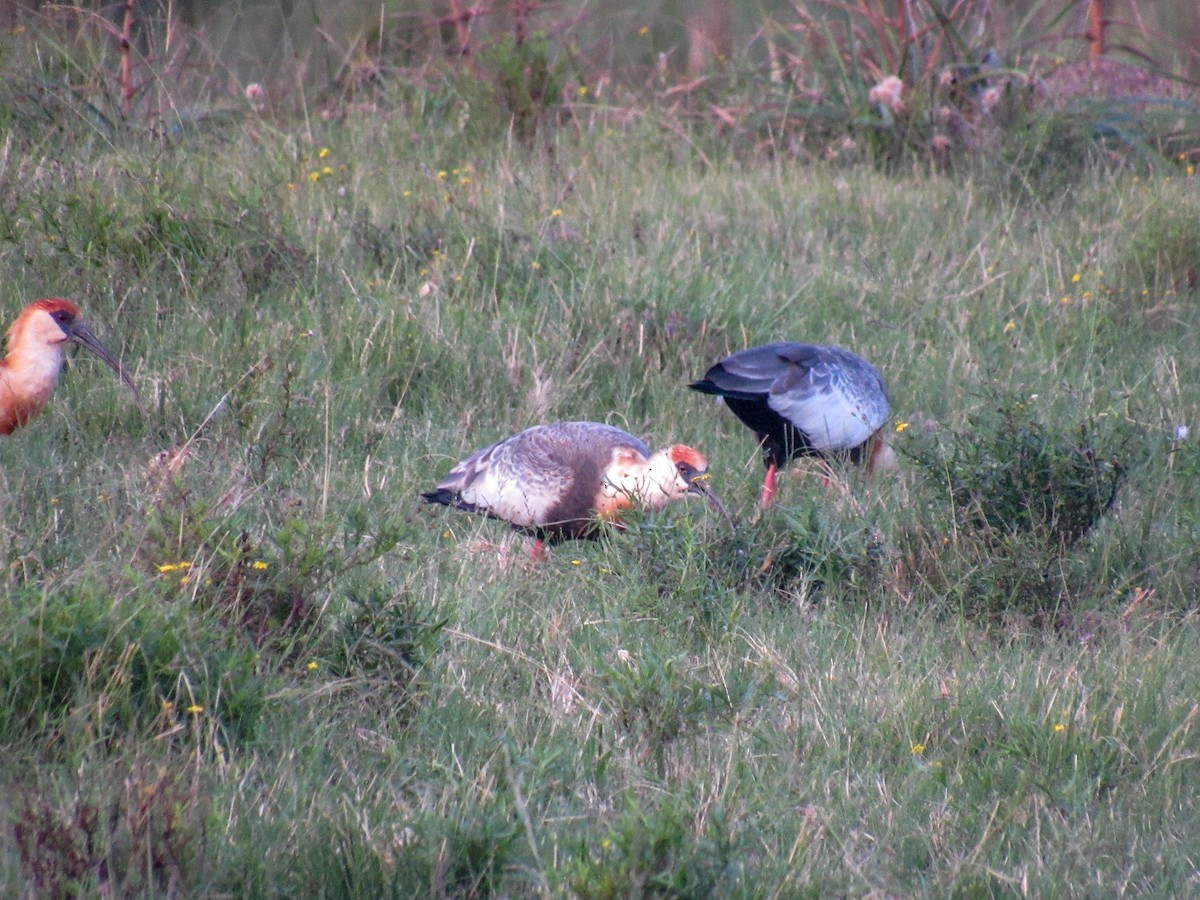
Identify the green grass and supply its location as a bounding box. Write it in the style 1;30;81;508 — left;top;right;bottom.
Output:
2;23;1200;898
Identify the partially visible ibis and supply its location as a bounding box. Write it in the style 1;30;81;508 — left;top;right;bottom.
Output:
422;421;728;558
690;342;894;507
0;298;142;435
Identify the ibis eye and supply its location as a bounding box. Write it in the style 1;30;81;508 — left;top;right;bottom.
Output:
51;310;75;326
676;461;694;476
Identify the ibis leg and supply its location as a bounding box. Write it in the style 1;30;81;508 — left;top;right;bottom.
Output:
760;463;779;509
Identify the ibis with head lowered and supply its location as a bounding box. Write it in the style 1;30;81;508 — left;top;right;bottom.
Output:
422;421;728;558
690;341;894;507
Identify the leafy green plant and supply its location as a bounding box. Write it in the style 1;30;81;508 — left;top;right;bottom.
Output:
901;393;1133;620
569;799;734;899
142;482;410;657
479;31;570;143
322;587;447;714
0;581;262;745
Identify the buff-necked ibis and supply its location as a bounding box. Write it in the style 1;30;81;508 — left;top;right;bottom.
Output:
0;298;142;435
422;421;728;557
690;342;894;507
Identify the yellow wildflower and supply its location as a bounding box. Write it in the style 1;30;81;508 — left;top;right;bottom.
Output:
1004;320;1016;333
307;171;320;183
186;704;204;715
911;742;925;755
551;209;562;217
577;86;588;97
894;421;909;433
1054;722;1065;733
1071;273;1081;283
252;561;268;570
319;147;331;159
322;166;333;175
157;561;191;574
307;661;318;671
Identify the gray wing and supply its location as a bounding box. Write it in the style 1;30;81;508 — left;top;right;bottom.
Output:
765;344;890;451
692;341;799;399
430;422;647;527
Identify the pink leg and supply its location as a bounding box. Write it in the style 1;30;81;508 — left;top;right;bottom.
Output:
529;539;548;560
760;463;779;509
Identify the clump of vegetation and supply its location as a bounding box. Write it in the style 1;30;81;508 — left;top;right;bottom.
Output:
568;800;735;899
903;392;1132;620
0;580;263;746
323;587;447;705
13;755;206;898
1113;191;1200;297
477;31;572;143
927;397;1125;548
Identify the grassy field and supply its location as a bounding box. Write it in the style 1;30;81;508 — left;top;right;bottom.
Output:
2;10;1200;896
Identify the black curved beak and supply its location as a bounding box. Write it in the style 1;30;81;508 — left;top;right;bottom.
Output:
65;321;145;411
682;465;734;530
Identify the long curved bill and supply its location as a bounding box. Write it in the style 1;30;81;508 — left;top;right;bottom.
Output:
688;472;735;531
65;321;145;412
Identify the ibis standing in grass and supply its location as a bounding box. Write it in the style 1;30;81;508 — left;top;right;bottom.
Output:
422;421;729;558
0;298;142;435
690;342;894;507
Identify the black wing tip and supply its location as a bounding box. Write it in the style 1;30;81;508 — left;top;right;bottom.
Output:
689;377;765;402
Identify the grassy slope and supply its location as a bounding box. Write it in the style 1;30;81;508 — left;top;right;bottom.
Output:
0;102;1199;897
